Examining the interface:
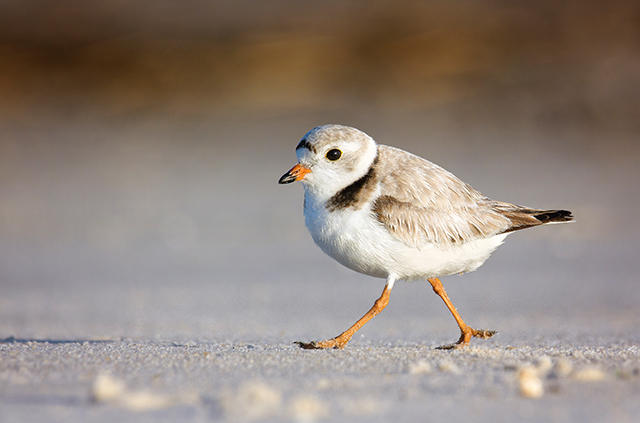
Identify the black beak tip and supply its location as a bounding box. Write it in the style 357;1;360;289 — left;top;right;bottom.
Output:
278;173;295;184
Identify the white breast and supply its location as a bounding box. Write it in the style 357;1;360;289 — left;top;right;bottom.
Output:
304;191;508;281
305;195;393;278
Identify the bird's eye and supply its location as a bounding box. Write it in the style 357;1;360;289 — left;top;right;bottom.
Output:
326;149;342;161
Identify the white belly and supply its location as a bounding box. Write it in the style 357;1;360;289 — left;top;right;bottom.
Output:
304;200;507;281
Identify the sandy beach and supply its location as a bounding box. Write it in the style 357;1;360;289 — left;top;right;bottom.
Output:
1;1;639;421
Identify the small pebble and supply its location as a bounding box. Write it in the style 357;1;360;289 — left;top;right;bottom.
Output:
92;373;125;403
572;367;605;382
222;381;282;421
408;360;432;375
554;358;574;377
437;359;459;373
92;373;184;411
518;366;544;398
289;396;329;423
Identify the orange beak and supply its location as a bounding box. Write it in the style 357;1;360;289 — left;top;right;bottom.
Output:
278;163;311;184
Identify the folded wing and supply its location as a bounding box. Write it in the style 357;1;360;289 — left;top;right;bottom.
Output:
371;146;573;248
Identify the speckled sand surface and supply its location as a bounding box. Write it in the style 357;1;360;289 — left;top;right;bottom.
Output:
1;337;640;422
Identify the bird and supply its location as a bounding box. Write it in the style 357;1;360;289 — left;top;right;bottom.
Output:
278;124;573;350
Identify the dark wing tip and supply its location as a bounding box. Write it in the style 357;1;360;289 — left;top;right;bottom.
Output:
533;209;574;224
500;207;574;234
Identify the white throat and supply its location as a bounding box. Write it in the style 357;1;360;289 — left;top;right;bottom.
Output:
301;144;378;203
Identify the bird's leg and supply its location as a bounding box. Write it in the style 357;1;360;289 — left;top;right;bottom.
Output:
427;277;497;349
296;279;395;350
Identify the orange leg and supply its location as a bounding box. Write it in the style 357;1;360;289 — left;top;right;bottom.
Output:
297;282;394;350
428;277;496;349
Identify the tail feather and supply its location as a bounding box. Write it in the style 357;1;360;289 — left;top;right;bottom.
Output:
530;209;573;224
498;206;574;234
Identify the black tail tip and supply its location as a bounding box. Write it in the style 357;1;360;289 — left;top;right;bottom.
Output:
534;209;574;224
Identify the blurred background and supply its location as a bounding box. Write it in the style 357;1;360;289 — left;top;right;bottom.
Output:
0;0;638;344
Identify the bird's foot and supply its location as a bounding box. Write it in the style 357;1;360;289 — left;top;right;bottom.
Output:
295;337;348;350
436;328;497;350
472;329;498;340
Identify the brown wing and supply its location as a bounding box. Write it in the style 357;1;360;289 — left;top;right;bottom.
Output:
371;146;512;247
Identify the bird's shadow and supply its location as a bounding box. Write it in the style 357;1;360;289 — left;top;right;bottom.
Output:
0;336;113;344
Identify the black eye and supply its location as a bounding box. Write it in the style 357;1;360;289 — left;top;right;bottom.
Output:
326;149;342;161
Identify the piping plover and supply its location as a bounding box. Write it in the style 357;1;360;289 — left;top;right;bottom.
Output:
279;124;573;349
